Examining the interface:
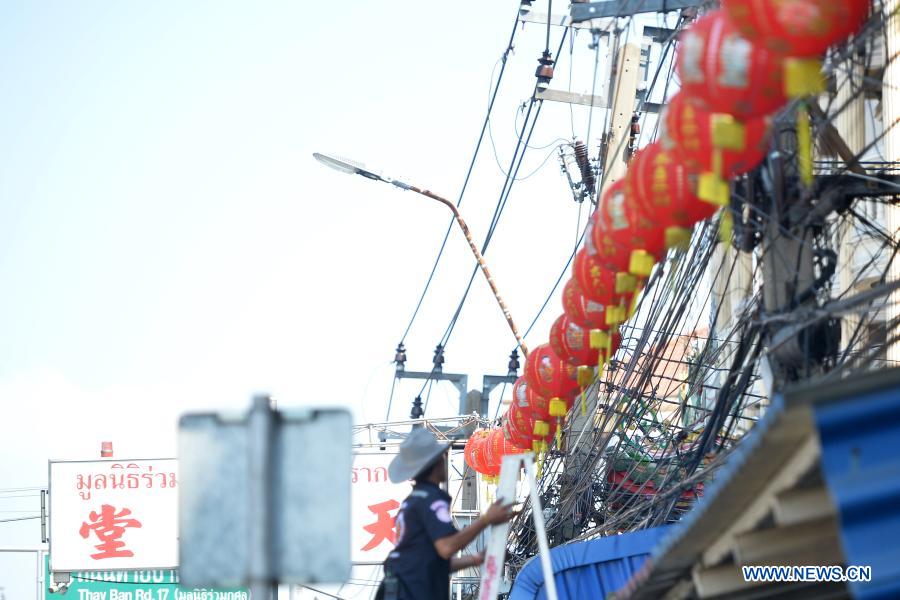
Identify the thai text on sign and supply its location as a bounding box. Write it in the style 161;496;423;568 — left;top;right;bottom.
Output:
44;556;248;600
50;459;178;571
351;453;412;563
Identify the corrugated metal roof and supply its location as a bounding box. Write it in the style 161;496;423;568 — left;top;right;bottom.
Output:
813;369;900;599
509;526;670;600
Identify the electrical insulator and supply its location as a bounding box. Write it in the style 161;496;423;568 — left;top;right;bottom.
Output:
626;114;641;161
394;343;407;372
535;51;555;91
433;344;445;372
410;396;424;419
508;349;521;377
573;140;596;197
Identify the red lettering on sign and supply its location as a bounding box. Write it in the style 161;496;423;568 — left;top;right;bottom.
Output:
78;504;142;559
361;499;399;551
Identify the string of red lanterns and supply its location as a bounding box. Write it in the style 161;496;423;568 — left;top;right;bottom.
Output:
464;2;867;480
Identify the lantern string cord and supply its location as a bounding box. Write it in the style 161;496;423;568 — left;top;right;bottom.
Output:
383;372;399;422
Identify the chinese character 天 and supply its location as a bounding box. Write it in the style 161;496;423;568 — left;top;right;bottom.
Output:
361;499;399;552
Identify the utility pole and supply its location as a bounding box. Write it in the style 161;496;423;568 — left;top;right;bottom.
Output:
599;38;641;190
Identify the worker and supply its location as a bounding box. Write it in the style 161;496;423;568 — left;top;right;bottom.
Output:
376;428;515;600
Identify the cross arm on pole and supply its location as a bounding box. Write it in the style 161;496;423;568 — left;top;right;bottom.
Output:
570;0;704;22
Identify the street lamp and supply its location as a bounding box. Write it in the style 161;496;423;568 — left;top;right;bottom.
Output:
313;152;529;356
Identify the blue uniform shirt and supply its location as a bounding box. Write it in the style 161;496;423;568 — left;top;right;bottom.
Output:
384;481;458;600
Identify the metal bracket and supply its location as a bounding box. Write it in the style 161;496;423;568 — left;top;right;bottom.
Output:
482;375;518;417
395;370;468;414
571;0;704;22
40;489;48;544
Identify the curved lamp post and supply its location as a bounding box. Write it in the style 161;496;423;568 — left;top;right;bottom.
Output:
313;152;529;356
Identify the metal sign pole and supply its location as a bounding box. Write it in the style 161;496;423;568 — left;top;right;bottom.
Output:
180;397;351;591
249;395;275;600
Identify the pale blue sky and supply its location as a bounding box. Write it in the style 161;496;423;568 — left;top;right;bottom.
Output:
0;2;674;596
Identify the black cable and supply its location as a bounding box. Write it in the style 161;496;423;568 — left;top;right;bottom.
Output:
424;100;546;412
0;515;40;523
546;0;553;54
384;373;399;421
397;8;522;347
583;35;602;153
422;28;572;410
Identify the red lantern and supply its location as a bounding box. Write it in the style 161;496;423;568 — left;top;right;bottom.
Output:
563;278;609;330
677;11;787;120
464;431;480;471
485;427;525;475
483;429;502;476
502;408;533;450
464;429;491;473
662;94;770;178
524;344;580;402
590;180;665;275
721;0;869;58
549;314;599;367
504;396;556;452
626;143;719;240
573;247;620;306
512;377;551;421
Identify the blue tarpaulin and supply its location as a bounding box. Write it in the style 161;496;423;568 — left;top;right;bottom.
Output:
508;526;670;600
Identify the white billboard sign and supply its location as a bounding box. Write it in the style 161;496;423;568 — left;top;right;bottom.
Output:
50;458;178;571
351;453;412;563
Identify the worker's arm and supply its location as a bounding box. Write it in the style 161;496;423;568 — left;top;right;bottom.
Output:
450;550;485;573
433;499;514;560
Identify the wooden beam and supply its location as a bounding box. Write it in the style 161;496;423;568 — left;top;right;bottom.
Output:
660;579;695;600
773;486;835;527
733;517;840;565
694;538;844;599
692;563;763;599
535;88;608;108
701;434;821;567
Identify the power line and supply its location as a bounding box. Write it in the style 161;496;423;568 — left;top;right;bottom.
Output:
0;515;40;524
418;28;573;410
396;7;522;348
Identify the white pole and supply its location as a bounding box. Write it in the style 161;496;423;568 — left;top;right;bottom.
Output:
885;0;900;365
835;32;869;351
525;460;559;600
